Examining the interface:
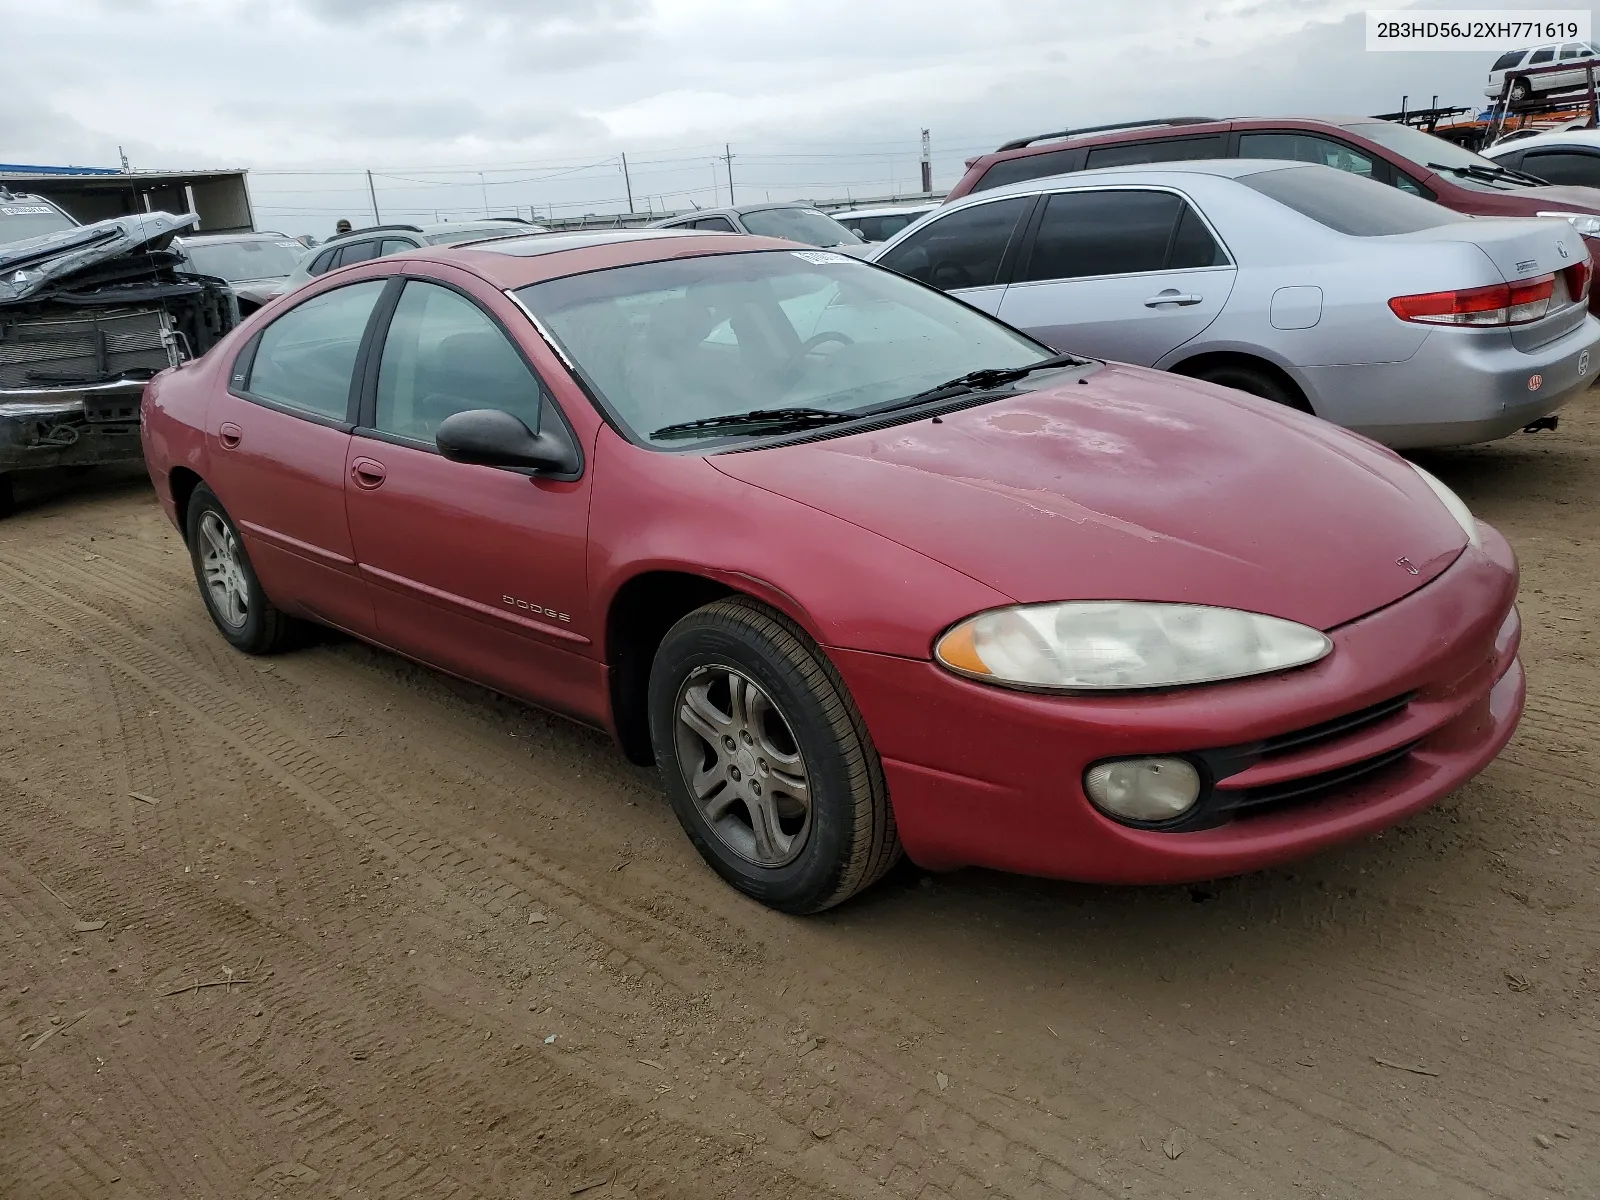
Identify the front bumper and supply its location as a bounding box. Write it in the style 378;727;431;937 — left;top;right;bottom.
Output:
831;525;1523;884
1299;312;1600;449
0;380;147;473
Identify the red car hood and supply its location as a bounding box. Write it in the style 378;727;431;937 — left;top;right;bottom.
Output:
1519;184;1600;215
709;364;1469;631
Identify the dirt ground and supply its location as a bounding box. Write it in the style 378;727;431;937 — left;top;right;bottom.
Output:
1;405;1598;1200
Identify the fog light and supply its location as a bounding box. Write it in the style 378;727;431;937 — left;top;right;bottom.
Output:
1084;757;1201;823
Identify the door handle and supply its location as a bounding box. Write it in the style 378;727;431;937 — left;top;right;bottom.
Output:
218;422;243;449
1144;292;1203;307
350;458;387;490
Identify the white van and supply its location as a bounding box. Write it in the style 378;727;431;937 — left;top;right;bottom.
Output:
1488;42;1600;101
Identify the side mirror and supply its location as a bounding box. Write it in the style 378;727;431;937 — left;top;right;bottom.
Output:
435;408;580;475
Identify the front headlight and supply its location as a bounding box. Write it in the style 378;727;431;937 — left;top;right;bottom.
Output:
1411;464;1481;548
934;602;1331;692
1537;210;1600;237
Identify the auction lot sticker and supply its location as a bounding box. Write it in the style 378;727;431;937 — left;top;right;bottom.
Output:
1367;9;1589;49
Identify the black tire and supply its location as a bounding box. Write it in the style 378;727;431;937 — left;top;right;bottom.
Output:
0;473;13;519
648;597;901;914
184;484;301;654
1190;362;1313;414
1509;79;1532;103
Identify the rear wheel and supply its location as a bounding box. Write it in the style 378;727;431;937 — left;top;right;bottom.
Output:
648;597;901;914
1509;78;1532;103
185;484;301;654
1189;362;1312;414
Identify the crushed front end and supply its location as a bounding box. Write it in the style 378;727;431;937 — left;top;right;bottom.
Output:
0;213;237;504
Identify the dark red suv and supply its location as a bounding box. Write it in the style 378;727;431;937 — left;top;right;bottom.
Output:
950;116;1600;309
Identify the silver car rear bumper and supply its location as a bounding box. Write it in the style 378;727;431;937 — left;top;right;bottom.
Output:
1299;314;1600;450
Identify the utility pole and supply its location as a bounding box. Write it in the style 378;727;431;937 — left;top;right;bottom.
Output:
620;153;635;215
366;170;381;222
478;171;490;216
710;162;720;206
920;129;932;194
723;143;735;206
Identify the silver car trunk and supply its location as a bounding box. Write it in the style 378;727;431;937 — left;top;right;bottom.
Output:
1397;217;1591;351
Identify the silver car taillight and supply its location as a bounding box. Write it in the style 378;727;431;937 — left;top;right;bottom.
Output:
1388;275;1557;326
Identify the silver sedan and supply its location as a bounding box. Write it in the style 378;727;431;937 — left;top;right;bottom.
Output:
869;160;1600;448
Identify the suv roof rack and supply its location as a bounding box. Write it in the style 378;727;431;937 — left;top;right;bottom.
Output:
995;117;1221;153
342;223;425;237
484;216;534;224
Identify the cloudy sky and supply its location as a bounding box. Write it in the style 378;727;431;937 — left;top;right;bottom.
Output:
1;0;1537;235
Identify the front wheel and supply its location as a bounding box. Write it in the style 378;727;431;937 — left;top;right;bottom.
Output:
648;597;901;914
185;484;301;654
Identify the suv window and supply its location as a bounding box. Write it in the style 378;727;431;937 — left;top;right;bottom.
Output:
309;247;339;276
1492;49;1528;70
336;240;381;268
1529;47;1555;63
374;281;543;442
0;198;77;243
1018;190;1224;282
1238;132;1377;178
1240;165;1468;236
971;147;1081;193
1561;42;1584;59
1082;135;1226;169
246;280;387;420
380;237;416;255
876;196;1032;290
1522;149;1600;188
694;217;738;232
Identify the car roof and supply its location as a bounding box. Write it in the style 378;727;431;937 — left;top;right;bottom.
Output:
950;157;1295;206
652;201;833;225
1485;128;1600;154
832;203;938;218
409;228;809;290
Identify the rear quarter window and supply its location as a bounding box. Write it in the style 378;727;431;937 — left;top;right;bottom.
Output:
1239;165;1469;236
970;147;1083;193
1491;49;1527;70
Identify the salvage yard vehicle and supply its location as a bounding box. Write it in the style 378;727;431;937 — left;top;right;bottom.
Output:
1484;127;1600;189
142;229;1524;913
650;204;872;255
1;205;236;514
1487;43;1600;103
948;116;1600;312
172;231;308;317
871;160;1599;448
828;202;939;244
270;218;548;304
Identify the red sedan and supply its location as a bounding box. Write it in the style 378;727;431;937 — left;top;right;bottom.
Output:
140;230;1524;913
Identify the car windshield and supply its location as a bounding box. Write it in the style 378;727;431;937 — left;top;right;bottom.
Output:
739;208;863;247
1240;165;1469;235
515;249;1049;447
182;238;305;281
1341;121;1536;189
0;201;77;245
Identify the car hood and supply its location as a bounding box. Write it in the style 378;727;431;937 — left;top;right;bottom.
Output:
0;212;198;304
708;364;1470;632
1516;183;1600;214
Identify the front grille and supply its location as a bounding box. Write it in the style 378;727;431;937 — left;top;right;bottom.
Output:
0;307;173;390
1254;692;1415;759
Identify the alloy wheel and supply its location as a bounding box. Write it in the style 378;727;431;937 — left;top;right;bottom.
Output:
673;664;812;867
198;510;250;629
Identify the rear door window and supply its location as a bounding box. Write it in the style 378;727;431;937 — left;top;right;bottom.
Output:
373;281;543;443
874;196;1033;290
1238;132;1378;178
1521;149;1600;188
1082;135;1226;169
970;147;1083;193
245;280;387;421
1529;47;1556;64
1017;190;1224;282
1240;165;1469;235
335;240;381;268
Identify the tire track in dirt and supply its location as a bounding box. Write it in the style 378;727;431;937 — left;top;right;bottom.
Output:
0;521;1561;1196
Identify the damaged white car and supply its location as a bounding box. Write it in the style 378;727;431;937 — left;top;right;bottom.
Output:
0;192;237;514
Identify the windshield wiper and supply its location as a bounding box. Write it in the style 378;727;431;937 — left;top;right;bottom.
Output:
651;407;853;440
649;353;1088;441
1426;161;1538;188
854;352;1090;415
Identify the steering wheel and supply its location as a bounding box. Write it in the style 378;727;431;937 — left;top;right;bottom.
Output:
798;330;855;355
